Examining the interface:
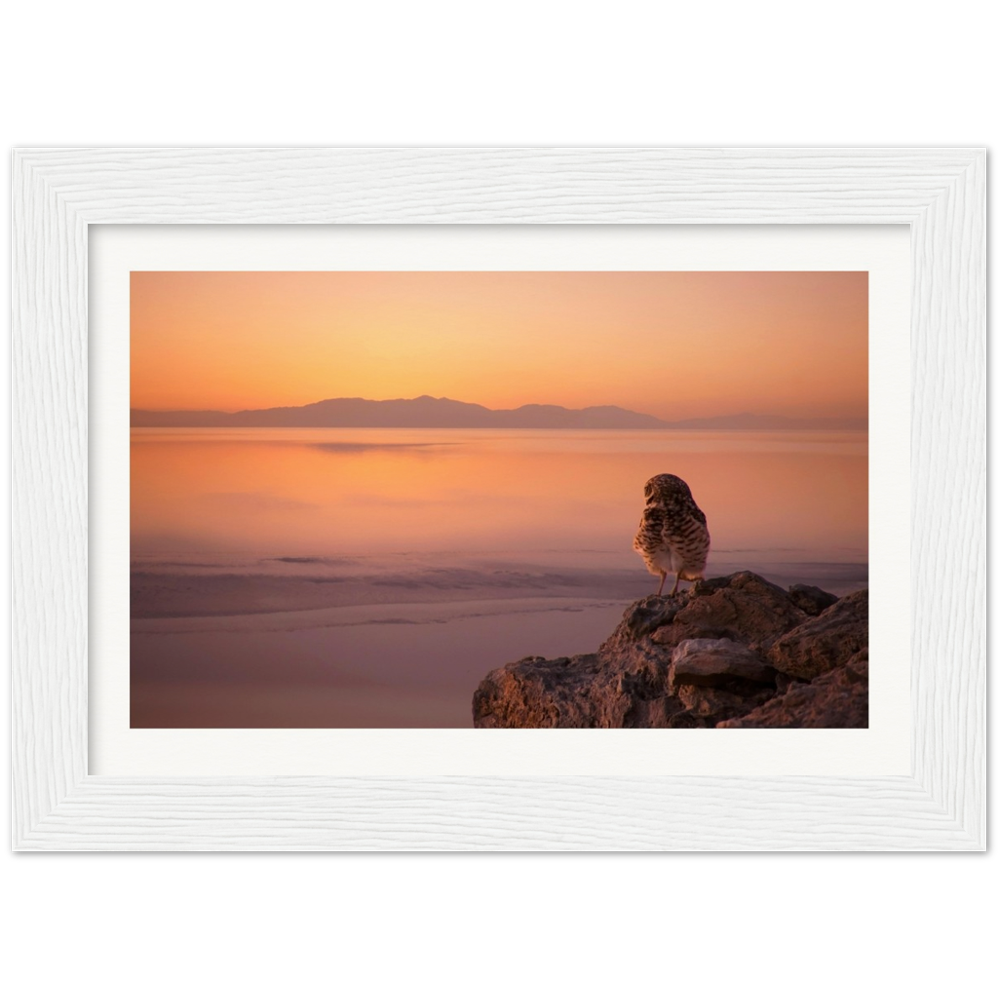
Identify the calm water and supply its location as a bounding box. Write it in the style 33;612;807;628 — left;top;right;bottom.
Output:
131;428;868;727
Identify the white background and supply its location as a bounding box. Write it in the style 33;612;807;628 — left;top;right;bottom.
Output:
91;225;910;778
4;855;1000;1000
0;0;998;137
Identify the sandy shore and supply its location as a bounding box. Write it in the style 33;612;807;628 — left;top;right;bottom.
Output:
131;597;626;727
130;557;868;728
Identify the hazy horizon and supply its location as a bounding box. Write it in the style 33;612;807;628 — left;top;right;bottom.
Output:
129;392;867;430
130;391;866;421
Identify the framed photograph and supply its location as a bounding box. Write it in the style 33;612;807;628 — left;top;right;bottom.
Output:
12;148;985;850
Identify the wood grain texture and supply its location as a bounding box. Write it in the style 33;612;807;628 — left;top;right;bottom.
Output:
10;148;987;851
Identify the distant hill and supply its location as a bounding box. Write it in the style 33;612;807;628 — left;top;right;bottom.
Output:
130;395;866;431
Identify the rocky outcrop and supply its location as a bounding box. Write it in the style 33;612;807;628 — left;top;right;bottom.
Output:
472;572;867;729
718;649;868;728
768;590;868;681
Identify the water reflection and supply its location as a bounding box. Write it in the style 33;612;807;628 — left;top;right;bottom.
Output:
132;428;867;563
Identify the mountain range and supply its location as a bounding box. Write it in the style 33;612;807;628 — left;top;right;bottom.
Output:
130;395;867;431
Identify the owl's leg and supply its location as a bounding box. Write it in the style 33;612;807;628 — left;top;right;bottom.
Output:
656;572;666;596
669;573;680;597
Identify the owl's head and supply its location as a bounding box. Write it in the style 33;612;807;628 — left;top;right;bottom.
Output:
643;473;693;502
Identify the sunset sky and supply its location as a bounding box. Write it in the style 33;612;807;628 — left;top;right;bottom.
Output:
130;271;867;420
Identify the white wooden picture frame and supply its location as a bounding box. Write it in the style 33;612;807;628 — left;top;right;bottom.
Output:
11;148;986;851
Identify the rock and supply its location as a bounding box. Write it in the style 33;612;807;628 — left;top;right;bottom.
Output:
663;710;711;728
774;672;796;695
470;572;868;729
472;654;606;728
599;571;806;659
675;684;775;726
787;583;840;616
641;571;806;654
668;638;776;690
612;594;684;641
769;590;868;680
626;696;677;728
471;650;685;728
652;624;746;650
719;650;868;728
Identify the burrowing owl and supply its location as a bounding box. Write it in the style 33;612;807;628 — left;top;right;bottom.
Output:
633;473;710;597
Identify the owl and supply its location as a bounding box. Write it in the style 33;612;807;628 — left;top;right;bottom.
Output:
633;473;710;597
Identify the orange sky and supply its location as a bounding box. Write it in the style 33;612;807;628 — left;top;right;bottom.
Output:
130;271;867;420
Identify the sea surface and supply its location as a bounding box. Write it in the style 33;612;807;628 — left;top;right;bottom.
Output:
130;428;868;728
